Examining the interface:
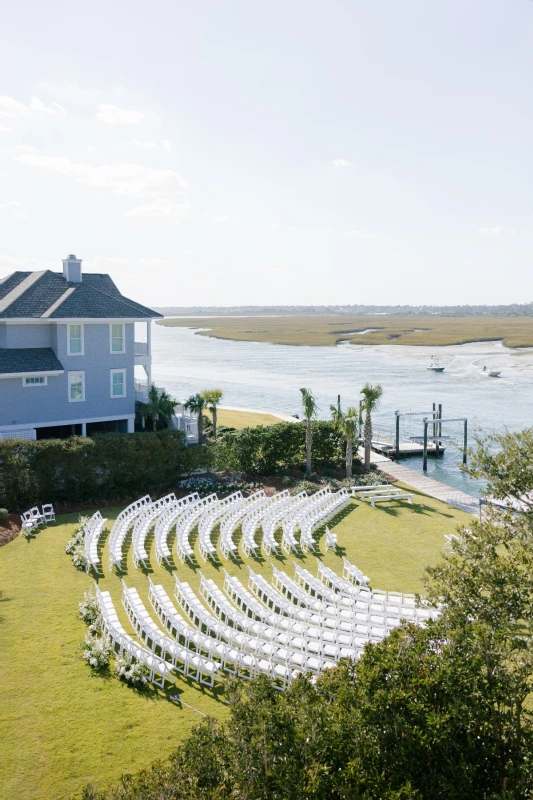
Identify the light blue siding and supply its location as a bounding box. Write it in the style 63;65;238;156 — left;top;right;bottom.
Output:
0;322;136;429
0;323;53;348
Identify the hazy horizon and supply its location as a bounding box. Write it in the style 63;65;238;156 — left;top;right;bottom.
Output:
1;1;532;307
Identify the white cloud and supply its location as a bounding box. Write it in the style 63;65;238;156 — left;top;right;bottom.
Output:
0;145;38;155
127;139;159;150
0;200;21;209
476;225;515;236
214;214;228;223
125;198;190;217
271;223;281;232
342;230;376;239
183;249;195;255
0;95;66;119
0;253;56;276
86;256;130;268
126;138;173;151
0;124;12;133
14;152;187;198
333;158;353;168
96;104;144;124
140;257;180;271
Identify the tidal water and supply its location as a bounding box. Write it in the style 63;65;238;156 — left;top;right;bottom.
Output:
151;323;533;498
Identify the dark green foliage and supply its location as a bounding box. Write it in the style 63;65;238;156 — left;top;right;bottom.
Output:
214;421;343;475
78;628;533;799
0;432;213;509
0;507;8;519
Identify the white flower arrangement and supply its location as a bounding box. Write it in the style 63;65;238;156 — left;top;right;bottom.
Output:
71;544;88;571
79;590;101;626
65;515;90;555
114;654;149;687
65;529;84;555
76;515;91;534
82;631;111;669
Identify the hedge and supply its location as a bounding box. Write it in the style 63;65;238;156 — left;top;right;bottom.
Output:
214;420;343;475
0;431;213;510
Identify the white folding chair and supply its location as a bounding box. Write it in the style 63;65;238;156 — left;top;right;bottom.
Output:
41;503;56;524
29;506;44;528
21;511;37;535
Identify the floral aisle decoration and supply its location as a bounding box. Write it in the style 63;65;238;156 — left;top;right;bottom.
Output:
115;653;149;687
82;630;112;670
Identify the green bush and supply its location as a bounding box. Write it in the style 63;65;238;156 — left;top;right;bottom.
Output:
214;420;343;475
0;508;8;520
0;431;213;510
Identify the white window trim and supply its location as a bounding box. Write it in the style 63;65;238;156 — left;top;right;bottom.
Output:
110;368;126;398
68;323;84;356
110;323;125;354
22;376;48;387
68;370;85;403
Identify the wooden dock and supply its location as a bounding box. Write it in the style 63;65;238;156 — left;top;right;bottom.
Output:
360;449;479;516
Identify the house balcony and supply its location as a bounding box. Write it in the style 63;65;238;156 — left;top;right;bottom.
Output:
134;380;167;403
134;341;150;367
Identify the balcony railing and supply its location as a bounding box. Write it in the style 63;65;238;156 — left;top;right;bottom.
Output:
134;380;166;403
134;342;149;356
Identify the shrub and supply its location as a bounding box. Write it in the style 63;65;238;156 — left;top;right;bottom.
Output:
214;421;343;475
115;654;149;687
0;508;8;520
0;431;213;510
82;631;111;670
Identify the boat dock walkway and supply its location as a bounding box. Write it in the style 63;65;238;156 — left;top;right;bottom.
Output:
358;447;479;516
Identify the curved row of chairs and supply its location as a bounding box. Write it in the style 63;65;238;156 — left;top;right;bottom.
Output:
103;486;356;574
108;495;151;572
83;510;108;573
92;539;436;692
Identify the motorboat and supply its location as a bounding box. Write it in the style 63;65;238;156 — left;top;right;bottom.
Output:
427;356;445;372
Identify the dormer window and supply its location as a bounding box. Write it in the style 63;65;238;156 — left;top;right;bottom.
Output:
68;324;84;355
110;323;125;353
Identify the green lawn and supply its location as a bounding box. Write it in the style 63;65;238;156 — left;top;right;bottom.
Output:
208;408;286;430
0;484;471;799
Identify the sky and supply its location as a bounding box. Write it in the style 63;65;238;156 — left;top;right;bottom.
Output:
0;0;532;307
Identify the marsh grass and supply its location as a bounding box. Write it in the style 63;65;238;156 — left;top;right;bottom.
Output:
159;314;533;348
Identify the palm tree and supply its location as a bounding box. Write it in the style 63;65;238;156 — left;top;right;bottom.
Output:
331;403;359;478
300;388;317;474
139;384;179;431
184;393;206;443
360;383;383;472
202;389;223;440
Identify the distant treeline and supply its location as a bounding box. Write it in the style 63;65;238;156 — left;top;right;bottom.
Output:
155;303;533;317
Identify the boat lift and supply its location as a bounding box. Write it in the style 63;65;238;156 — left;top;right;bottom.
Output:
419;416;468;471
394;405;442;459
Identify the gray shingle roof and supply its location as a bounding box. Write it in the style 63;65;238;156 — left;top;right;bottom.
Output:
0;271;163;320
0;347;64;375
